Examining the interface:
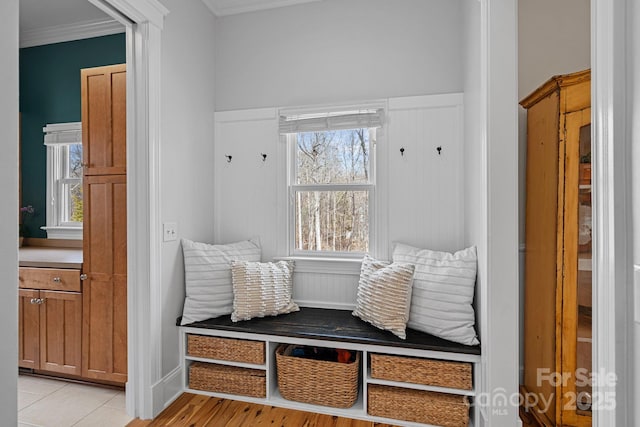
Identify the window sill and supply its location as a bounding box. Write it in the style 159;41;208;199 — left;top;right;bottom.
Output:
274;256;362;275
41;226;83;240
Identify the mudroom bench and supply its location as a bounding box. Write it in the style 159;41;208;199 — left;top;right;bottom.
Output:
178;307;481;427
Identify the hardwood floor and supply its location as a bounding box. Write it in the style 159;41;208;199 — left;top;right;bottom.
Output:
519;405;543;427
127;392;544;427
127;393;398;427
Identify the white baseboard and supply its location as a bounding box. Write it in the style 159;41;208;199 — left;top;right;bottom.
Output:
151;365;184;417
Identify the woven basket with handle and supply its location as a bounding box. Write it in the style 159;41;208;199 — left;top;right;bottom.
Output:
275;344;360;408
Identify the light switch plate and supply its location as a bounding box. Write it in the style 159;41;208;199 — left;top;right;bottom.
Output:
163;222;178;242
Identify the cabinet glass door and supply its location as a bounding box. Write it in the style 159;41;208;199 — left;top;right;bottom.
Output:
576;125;592;412
561;110;592;426
576;123;592;414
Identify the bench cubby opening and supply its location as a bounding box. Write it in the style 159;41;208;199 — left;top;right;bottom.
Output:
179;308;480;427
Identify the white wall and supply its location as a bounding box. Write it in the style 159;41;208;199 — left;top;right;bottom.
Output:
462;0;483;356
631;0;640;421
517;0;590;379
519;0;590;100
214;0;463;111
463;0;482;278
0;1;18;424
518;0;590;241
159;0;216;381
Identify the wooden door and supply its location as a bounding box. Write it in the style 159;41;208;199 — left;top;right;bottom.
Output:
19;289;40;369
81;64;126;176
82;174;127;383
39;290;82;376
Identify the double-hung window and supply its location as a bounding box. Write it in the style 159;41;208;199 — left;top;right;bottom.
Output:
280;108;384;257
43;122;83;240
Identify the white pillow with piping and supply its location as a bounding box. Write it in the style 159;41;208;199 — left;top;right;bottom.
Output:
180;238;261;325
392;243;479;346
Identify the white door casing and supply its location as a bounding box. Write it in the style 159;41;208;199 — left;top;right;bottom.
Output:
88;0;168;419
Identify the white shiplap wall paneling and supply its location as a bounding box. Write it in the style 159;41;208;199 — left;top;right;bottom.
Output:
214;94;464;308
214;110;279;261
293;272;360;311
387;94;464;253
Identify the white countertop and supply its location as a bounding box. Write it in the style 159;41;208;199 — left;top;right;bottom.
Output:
19;247;83;269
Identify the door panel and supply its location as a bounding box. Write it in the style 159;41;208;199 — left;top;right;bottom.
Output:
82;174;127;383
81;64;126;176
18;289;40;369
39;290;82;376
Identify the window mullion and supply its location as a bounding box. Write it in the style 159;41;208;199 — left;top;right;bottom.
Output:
291;184;374;192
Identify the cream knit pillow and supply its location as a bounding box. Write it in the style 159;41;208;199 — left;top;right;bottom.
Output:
231;260;299;322
352;255;415;339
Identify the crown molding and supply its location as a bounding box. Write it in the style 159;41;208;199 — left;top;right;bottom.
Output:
97;0;169;29
20;18;124;48
201;0;323;17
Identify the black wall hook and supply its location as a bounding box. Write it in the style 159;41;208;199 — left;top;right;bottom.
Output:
436;146;442;155
225;155;232;163
400;147;405;156
261;153;267;162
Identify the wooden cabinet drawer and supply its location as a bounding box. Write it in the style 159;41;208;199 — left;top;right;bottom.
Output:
19;267;81;292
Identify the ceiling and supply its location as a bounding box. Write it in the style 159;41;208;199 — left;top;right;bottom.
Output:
20;0;111;33
19;0;323;46
20;0;325;29
19;0;124;47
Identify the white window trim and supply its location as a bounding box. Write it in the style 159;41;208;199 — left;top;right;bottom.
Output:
42;122;83;240
279;102;388;267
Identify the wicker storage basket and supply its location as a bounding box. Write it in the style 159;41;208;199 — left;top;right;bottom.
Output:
370;354;472;390
275;344;360;408
187;334;265;365
189;362;266;398
368;384;470;427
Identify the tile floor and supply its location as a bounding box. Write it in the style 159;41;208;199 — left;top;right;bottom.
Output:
18;375;133;427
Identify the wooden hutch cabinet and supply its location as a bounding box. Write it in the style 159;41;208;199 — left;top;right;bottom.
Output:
81;63;128;384
18;64;127;386
521;69;592;426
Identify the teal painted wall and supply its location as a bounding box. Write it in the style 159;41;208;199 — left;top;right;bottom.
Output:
19;34;126;238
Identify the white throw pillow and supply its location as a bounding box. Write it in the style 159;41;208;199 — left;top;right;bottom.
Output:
393;243;479;346
352;255;416;339
231;260;299;322
180;238;261;325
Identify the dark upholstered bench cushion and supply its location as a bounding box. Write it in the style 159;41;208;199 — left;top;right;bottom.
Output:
179;307;480;355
